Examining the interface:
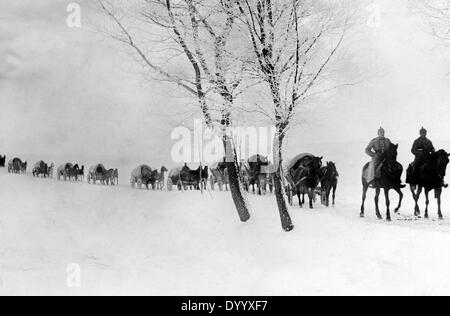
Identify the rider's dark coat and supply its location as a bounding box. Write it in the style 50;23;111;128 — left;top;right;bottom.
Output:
412;136;435;157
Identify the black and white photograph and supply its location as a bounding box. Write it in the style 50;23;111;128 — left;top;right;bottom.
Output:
1;0;450;298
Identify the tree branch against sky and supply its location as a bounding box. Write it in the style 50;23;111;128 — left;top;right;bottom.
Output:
98;0;252;223
235;0;355;231
412;0;450;42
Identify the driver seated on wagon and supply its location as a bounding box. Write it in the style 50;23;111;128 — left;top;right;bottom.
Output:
365;127;392;184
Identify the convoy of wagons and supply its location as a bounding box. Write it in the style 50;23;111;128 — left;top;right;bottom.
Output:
0;154;337;207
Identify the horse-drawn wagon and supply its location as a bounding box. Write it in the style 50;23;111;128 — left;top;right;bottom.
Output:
240;155;275;195
57;163;82;181
8;158;27;174
167;164;208;191
284;153;323;208
88;164;117;185
130;165;165;190
32;161;54;178
209;161;229;191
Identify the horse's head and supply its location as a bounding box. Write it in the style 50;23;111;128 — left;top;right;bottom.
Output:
161;166;168;173
202;166;209;178
434;150;450;178
312;156;323;174
387;144;399;161
326;161;337;177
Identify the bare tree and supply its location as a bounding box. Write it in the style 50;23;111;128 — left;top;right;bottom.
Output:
235;0;352;231
412;0;450;41
98;0;251;222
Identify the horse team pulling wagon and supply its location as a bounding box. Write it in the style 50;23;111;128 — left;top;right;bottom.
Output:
8;158;27;174
241;155;275;195
167;164;208;191
88;164;118;186
130;165;167;190
57;163;83;181
209;161;229;191
32;161;54;178
284;153;323;208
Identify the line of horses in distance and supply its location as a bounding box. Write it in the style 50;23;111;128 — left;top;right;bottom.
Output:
0;153;339;208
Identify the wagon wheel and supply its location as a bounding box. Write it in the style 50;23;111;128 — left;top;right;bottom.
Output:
210;176;215;191
177;180;183;191
167;179;173;191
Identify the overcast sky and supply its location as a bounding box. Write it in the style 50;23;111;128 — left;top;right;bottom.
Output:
1;0;449;167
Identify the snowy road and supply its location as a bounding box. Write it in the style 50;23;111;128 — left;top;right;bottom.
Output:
1;168;450;295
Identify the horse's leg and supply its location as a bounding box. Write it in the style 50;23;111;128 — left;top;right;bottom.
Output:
394;187;403;213
437;188;444;220
385;188;391;222
309;189;314;209
361;183;368;218
412;185;422;217
375;188;382;219
424;189;430;219
332;183;337;206
326;187;331;207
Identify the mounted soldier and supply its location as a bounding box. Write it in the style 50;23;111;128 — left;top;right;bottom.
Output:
409;127;435;182
365;127;392;184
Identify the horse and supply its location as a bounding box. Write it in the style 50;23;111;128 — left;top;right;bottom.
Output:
407;149;450;219
105;169;116;186
111;169;119;185
243;155;270;195
320;161;339;207
361;144;405;221
47;163;55;178
77;165;85;181
71;164;82;181
0;155;6;167
156;166;168;190
210;161;229;191
57;163;73;181
287;155;323;208
130;165;153;189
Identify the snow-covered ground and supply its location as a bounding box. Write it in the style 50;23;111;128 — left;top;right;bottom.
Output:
1;163;450;296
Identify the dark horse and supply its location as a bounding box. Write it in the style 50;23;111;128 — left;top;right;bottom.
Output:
407;149;450;219
361;144;404;221
244;155;270;195
286;154;323;209
320;161;339;207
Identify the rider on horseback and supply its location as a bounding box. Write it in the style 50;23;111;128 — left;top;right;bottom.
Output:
365;127;392;184
410;127;435;180
409;127;447;187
